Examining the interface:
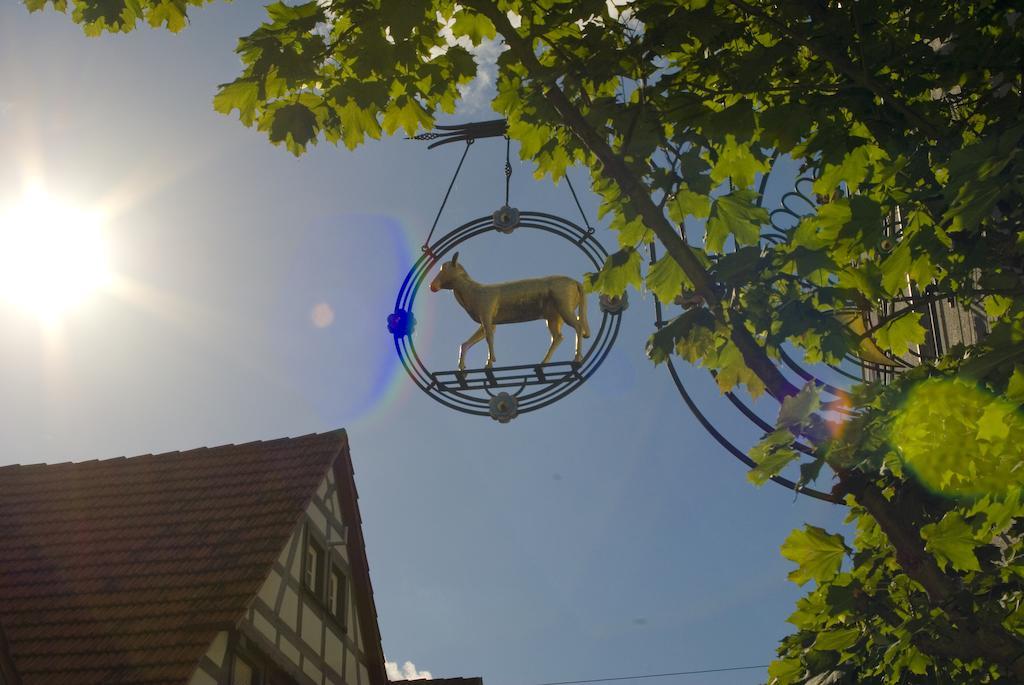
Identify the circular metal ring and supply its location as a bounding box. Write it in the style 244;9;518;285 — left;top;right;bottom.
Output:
391;211;622;418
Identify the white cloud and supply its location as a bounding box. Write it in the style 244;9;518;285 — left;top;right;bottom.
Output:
429;11;508;114
385;660;433;681
606;0;631;20
457;37;504;114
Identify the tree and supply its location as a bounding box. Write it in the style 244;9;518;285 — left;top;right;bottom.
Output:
24;0;1024;681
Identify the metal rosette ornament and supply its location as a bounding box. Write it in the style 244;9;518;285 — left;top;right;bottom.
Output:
390;210;622;421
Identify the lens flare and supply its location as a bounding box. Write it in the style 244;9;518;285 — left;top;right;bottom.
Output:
276;213;428;427
891;377;1024;497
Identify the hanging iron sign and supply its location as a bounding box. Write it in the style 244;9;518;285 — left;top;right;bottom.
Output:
388;120;623;422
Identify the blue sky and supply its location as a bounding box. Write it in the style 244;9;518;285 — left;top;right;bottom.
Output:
0;4;848;684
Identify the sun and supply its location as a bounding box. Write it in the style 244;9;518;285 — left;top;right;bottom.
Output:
0;186;112;322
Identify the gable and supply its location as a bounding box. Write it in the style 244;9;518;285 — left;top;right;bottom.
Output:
186;441;387;685
0;431;349;685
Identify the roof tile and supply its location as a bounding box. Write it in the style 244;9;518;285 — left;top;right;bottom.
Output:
0;430;348;685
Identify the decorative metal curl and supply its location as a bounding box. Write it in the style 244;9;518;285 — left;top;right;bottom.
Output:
410;119;508;149
489;392;519;423
599;292;629;314
649;157;852;503
492;205;520;233
387;309;416;338
391;211;622;418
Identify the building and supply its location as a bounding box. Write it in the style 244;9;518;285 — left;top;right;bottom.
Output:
0;429;480;685
862;291;990;383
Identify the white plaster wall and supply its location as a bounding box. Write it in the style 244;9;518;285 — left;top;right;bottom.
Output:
187;631;229;685
234;467;371;685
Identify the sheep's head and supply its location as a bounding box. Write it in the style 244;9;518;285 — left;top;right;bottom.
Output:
429;252;467;292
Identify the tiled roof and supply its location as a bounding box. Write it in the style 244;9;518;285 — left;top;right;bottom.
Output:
0;429;350;685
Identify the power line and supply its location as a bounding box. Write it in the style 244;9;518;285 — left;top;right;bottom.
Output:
533;665;769;685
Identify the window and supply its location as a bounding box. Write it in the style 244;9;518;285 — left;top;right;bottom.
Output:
303;525;348;629
303;534;325;595
328;565;347;626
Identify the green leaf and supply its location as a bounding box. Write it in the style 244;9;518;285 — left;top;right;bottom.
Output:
645;307;715;365
706;190;767;253
711;340;767;397
759;103;814;151
812;628;860;652
1007;366;1024;404
611;213;653;247
267;101;318;155
977;401;1012;442
332;80;389;110
748;429;798;486
381;96;432;136
777;381;820;428
881;451;904;478
984;294;1013;319
799;457;826;487
880;240;912;296
337;100;382;150
709;134;768;189
942;124;1024;232
767;658;804;685
793;201;851;250
873;312;926;357
813;146;872;196
668;187;711;223
381;0;427;40
147;0;189;32
585;248;642;297
960;341;1024;380
781;526;848;586
646;254;692;304
711;246;760;285
449;9;495;44
213;79;260;126
921;512;981;572
705;100;755;142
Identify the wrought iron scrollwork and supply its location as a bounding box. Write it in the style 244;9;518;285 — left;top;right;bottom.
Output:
411;119;508;148
391;211;622;419
394;121;621;420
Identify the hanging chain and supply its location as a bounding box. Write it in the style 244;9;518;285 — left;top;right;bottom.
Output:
422;128;595;255
503;135;512;206
564;173;594;234
423;139;473;257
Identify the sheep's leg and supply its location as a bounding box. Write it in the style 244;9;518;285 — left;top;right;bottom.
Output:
554;298;584;362
459;325;486;371
477;313;497;368
479;321;495;368
542;317;564;364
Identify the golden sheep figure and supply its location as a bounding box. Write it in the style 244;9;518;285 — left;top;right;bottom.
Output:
429;252;590;371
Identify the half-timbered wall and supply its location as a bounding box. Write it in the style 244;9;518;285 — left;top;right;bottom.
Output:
862;290;990;384
188;466;373;685
861;215;990;384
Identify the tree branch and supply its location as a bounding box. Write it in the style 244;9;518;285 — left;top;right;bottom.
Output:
841;472;1024;679
471;3;1024;677
473;1;801;403
725;0;942;139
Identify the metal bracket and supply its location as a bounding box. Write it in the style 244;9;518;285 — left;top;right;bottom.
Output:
411;119;508;149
